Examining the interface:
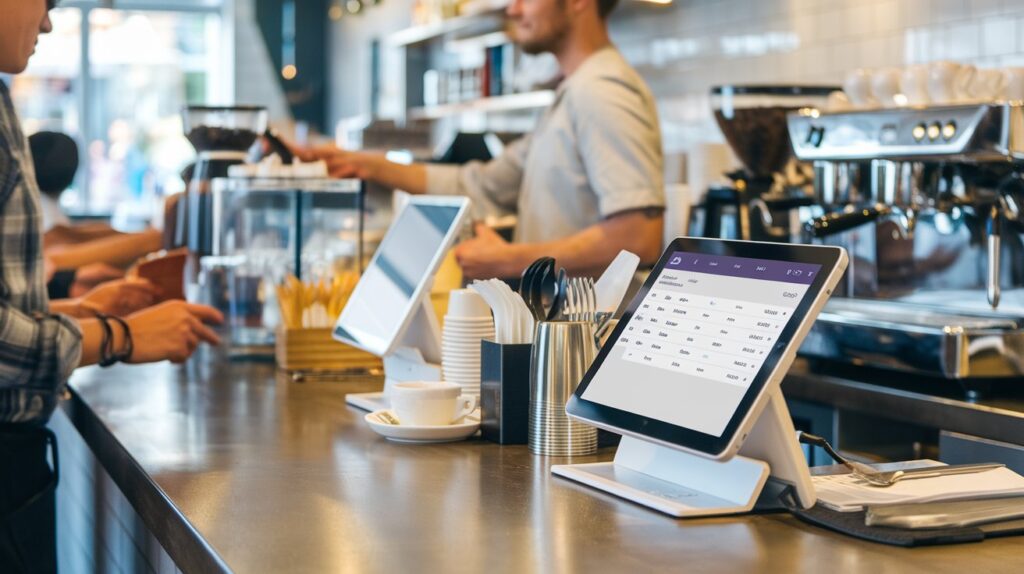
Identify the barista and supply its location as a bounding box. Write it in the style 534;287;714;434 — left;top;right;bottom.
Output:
307;0;665;279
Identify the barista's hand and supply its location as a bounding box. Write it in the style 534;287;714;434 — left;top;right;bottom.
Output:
319;147;383;180
79;278;157;317
294;144;383;179
124;301;223;364
455;223;517;280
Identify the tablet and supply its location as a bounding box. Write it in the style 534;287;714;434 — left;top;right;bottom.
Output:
566;238;847;460
333;195;470;358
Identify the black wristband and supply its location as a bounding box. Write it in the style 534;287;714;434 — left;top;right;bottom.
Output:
94;312;117;367
107;315;133;363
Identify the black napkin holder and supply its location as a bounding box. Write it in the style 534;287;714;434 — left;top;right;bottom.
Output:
480;340;532;445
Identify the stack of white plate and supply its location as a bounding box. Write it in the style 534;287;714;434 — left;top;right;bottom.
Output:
442;290;495;397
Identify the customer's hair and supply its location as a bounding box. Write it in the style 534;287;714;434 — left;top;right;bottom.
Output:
29;131;79;198
597;0;620;18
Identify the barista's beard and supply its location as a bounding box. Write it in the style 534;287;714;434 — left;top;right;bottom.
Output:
517;28;569;56
518;40;552;56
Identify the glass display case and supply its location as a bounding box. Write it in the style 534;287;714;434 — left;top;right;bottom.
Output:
201;177;364;349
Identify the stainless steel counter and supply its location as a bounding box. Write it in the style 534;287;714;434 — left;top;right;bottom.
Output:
63;349;1024;573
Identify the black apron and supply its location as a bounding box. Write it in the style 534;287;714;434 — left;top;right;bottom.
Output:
0;424;59;573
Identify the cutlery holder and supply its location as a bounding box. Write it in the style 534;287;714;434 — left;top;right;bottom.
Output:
529;321;598;456
480;340;533;445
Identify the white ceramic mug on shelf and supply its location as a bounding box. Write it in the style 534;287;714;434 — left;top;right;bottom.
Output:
966;68;1007;102
870;67;903;107
843;68;877;107
826;90;852;112
390;381;477;426
901;65;930;105
928;61;976;103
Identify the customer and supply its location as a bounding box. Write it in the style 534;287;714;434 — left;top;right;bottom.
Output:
0;2;223;571
29;130;165;271
306;0;664;279
28;130;147;298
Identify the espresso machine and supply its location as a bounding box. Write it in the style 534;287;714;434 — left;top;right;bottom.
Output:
787;103;1024;393
701;86;836;241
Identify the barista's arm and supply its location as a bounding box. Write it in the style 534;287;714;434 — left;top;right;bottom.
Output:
303;138;528;218
455;208;664;280
305;148;429;194
46;228;163;269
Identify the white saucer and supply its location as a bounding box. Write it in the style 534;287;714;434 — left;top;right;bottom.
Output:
365;410;481;443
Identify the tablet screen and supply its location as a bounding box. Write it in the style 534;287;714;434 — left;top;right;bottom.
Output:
580;251;821;437
333;198;468;356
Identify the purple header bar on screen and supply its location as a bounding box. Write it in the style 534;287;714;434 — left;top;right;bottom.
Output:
665;252;822;285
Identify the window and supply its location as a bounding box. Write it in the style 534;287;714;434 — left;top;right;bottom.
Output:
11;0;230;227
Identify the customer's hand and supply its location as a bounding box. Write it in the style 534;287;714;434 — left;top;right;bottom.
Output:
455;223;517;280
125;301;224;364
69;262;125;298
79;278;157;317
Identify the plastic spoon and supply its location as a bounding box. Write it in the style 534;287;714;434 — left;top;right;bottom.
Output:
493;279;517;343
595;251;640;315
504;283;535;344
470;282;507;343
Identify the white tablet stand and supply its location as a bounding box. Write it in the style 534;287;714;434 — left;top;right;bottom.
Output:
345;294;443;413
552;389;814;518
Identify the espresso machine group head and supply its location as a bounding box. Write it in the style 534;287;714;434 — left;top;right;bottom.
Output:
787;102;1024;389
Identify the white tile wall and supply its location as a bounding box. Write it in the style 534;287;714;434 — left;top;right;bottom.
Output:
610;0;1024;151
327;0;1024;153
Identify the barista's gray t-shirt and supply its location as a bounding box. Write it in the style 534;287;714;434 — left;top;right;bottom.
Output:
425;47;664;243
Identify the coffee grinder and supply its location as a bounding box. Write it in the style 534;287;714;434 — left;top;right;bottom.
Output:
703;86;836;241
177;105;268;291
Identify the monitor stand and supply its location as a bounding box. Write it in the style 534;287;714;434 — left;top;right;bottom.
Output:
551;390;814;518
345;296;443;412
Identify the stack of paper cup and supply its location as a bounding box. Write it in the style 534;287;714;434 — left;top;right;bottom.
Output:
442;289;495;397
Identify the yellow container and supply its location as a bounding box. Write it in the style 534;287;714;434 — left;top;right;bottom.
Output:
275;327;382;372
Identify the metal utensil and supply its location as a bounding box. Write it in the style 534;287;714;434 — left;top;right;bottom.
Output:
799;431;1005;487
519;258;546;321
584;277;597;324
521;258;556;322
858;463;1007;487
549;268;568;321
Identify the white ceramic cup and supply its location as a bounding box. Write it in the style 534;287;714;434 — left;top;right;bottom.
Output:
901;65;930;105
1005;68;1024;101
966;68;1006;102
928;61;975;103
390;381;477;426
843;68;876;107
870;67;903;107
826;90;852;112
446;289;492;319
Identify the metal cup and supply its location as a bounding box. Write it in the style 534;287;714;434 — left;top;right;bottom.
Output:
529;321;598;456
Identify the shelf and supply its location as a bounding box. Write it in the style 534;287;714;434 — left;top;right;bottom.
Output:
387;6;507;47
408;90;556;120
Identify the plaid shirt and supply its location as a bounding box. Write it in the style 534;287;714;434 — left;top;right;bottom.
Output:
0;81;82;424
